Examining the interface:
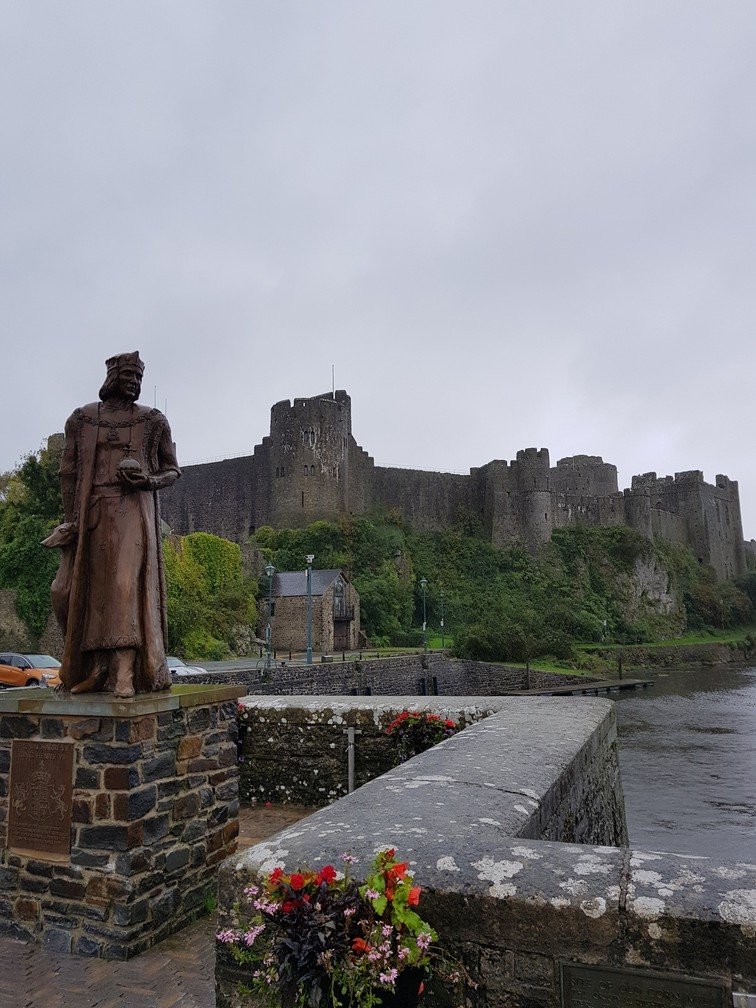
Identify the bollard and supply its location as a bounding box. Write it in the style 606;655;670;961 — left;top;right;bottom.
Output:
343;726;363;793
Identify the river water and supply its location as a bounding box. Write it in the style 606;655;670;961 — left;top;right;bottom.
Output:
613;664;756;863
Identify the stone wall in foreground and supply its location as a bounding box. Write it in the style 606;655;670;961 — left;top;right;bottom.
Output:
217;696;755;1006
238;696;502;806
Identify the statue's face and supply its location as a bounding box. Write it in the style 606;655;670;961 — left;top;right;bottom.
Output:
116;365;142;402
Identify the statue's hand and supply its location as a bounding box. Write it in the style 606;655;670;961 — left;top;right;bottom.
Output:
118;467;152;490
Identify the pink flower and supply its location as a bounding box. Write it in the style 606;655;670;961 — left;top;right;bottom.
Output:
364;888;380;901
216;929;237;944
243;925;265;946
417;932;432;951
341;853;358;864
379;969;398;986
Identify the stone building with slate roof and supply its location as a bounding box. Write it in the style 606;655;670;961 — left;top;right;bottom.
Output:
260;569;361;654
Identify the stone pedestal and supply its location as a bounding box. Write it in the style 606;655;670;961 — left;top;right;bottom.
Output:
0;683;244;958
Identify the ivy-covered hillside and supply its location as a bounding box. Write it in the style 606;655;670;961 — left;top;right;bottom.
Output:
255;515;756;663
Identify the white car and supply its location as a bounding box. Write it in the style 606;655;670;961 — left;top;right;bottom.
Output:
166;656;208;676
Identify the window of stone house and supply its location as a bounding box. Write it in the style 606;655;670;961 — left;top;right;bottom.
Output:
310;465;316;476
303;465;309;476
301;427;316;447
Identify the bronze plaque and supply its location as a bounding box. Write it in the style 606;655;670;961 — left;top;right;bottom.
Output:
561;963;727;1007
7;739;74;861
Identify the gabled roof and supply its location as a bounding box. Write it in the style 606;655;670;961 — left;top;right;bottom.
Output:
271;570;346;598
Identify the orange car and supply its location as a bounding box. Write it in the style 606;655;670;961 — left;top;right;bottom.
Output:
0;652;62;689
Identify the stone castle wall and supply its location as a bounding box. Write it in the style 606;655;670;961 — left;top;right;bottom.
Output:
160;390;747;580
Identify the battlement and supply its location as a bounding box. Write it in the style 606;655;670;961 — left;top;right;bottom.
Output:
515;447;550;464
716;474;738;492
674;470;704;485
556;454;605;468
631;473;670;489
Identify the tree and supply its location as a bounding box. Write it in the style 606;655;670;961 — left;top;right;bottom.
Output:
0;439;63;637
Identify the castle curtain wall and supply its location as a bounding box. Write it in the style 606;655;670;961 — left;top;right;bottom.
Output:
160;391;747;582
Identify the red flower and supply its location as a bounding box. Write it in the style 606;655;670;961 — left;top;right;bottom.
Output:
389;861;409;880
269;867;283;884
444;719;456;728
289;873;305;890
281;899;297;913
407;886;421;906
384;848;396;859
316;865;337;885
352;937;369;953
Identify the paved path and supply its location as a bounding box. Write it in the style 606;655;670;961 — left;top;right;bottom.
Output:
0;805;313;1008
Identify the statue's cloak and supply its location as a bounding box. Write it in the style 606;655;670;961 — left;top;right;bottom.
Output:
51;402;179;692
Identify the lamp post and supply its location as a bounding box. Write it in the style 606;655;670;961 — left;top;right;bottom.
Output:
306;554;314;665
420;577;428;654
265;562;274;670
440;590;445;650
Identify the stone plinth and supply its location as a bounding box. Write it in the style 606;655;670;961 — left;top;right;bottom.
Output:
0;683;244;958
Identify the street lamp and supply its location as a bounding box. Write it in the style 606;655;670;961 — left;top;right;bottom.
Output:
306;554;315;665
265;562;275;670
420;577;428;654
440;590;445;650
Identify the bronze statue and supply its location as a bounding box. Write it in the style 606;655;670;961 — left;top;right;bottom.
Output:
44;352;180;697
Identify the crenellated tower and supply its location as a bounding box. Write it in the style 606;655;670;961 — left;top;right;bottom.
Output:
267;391;353;528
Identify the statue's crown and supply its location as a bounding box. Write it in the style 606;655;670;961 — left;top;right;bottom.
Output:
105;351;145;376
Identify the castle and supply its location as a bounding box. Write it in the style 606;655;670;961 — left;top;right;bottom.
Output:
161;390;747;580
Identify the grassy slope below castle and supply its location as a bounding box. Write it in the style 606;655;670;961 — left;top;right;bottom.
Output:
254;514;756;668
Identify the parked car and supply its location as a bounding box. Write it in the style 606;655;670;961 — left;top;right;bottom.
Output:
0;653;62;688
166;656;208;676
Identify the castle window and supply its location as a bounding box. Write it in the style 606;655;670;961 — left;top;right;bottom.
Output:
303;465;309;477
301;427;316;447
310;465;316;476
301;492;305;508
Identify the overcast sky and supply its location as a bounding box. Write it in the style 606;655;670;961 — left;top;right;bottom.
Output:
2;2;755;537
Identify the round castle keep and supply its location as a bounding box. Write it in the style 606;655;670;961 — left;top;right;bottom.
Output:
268;392;352;527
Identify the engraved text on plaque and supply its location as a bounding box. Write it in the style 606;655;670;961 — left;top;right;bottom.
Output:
561;963;727;1007
7;739;74;861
